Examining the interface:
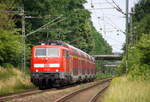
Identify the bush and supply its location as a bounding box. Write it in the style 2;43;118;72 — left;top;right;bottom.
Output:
118;34;150;80
96;72;112;79
0;29;22;66
0;67;35;95
128;35;150;80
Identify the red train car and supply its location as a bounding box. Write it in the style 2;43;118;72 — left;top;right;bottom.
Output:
30;41;96;89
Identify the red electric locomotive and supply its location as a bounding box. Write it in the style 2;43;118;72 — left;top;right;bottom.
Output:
30;40;96;89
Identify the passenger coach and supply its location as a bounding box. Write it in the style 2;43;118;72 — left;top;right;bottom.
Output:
30;40;96;89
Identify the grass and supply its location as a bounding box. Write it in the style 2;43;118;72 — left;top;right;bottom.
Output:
0;66;35;95
96;72;112;79
80;84;85;89
102;76;150;102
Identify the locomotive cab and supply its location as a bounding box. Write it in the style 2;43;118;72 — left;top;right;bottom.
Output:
30;45;64;88
30;45;70;88
31;47;62;72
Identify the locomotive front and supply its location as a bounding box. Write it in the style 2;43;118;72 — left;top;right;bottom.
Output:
30;44;67;89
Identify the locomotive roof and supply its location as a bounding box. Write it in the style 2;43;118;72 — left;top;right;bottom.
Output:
34;40;95;60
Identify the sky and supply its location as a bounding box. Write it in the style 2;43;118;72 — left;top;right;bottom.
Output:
84;0;139;53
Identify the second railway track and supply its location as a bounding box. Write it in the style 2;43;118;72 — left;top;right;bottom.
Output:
0;89;52;102
54;78;111;102
0;84;77;102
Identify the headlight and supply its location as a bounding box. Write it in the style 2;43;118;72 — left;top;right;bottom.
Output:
56;69;59;72
36;69;39;72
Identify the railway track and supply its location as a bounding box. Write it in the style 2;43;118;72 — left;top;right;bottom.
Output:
89;85;109;102
54;78;111;102
0;84;77;102
0;89;52;102
0;78;111;102
0;79;85;102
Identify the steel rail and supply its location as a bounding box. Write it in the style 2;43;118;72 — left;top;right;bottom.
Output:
0;80;96;101
54;78;111;102
88;85;109;102
0;89;41;101
0;88;57;102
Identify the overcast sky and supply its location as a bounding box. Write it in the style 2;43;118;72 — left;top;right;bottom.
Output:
84;0;139;53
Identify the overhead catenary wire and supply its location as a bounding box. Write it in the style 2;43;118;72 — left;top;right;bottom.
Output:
90;1;125;38
90;0;122;47
89;0;126;34
93;1;107;35
104;16;125;34
91;6;124;52
103;34;124;44
111;0;126;15
90;0;103;32
69;37;83;44
88;0;127;53
105;0;126;15
26;15;64;37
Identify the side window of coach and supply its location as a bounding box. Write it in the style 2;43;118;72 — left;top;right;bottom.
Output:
73;49;78;56
65;50;70;58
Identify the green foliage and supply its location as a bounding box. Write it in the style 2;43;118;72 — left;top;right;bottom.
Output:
118;0;150;80
0;67;16;80
0;1;16;30
115;61;126;75
0;29;22;66
128;35;150;80
96;72;112;79
90;28;112;54
20;0;111;54
0;0;22;67
130;0;150;41
119;35;150;80
133;14;150;40
0;0;112;68
133;0;150;22
136;35;150;64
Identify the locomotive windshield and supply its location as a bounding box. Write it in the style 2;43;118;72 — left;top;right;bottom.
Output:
35;48;46;57
47;48;59;57
35;48;59;57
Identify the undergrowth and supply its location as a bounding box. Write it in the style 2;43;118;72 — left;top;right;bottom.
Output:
102;76;150;102
0;66;35;95
96;72;112;79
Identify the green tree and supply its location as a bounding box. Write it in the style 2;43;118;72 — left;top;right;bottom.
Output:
0;0;22;67
118;0;150;80
19;0;111;53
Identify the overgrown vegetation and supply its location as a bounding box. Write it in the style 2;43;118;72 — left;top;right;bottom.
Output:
0;67;35;95
96;60;115;79
103;76;150;102
117;0;150;81
96;72;112;79
0;1;22;67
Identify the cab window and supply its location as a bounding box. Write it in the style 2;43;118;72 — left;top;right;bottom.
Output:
35;48;46;57
47;48;59;57
35;48;59;57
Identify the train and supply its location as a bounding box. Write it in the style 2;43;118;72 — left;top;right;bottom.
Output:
30;40;96;89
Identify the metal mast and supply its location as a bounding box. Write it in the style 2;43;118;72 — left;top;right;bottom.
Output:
125;0;129;73
21;7;26;79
